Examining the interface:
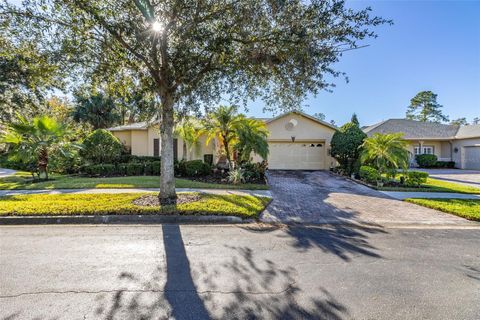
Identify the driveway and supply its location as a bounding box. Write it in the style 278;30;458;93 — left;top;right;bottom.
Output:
263;170;476;226
417;168;480;188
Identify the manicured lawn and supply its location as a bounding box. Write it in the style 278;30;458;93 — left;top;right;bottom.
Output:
378;178;480;194
0;193;271;218
405;198;480;221
0;172;269;190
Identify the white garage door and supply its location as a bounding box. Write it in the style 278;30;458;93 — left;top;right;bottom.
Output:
268;142;325;170
463;146;480;170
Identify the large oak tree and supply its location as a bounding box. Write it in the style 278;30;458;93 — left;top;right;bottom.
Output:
2;0;388;204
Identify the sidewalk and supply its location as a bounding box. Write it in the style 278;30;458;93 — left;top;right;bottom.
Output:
381;191;480;200
0;188;272;198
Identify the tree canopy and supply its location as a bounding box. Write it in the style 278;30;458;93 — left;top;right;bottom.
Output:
2;0;389;203
406;91;449;123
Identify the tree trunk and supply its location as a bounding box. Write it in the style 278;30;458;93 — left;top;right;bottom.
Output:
159;94;177;205
38;147;49;180
223;135;233;170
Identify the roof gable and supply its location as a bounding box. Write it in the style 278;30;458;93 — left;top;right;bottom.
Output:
266;111;338;130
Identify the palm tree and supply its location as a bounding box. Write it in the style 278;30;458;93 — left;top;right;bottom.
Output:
235;118;269;164
203;106;269;169
174;117;202;161
1;115;70;180
361;133;409;174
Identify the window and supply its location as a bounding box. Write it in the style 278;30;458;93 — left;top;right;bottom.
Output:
414;147;421;155
153;139;160;157
423;146;434;155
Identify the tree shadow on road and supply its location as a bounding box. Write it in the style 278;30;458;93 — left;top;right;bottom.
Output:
89;225;349;320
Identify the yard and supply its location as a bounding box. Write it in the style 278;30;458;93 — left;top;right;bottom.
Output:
0;193;270;218
405;198;480;221
0;172;269;190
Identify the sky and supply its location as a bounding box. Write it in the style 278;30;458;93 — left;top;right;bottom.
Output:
247;0;480;126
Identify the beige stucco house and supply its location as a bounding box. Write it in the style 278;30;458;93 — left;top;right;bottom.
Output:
363;119;480;170
108;111;337;170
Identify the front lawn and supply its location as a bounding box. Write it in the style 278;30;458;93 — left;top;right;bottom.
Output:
405;198;480;221
0;172;269;190
0;193;271;218
377;178;480;194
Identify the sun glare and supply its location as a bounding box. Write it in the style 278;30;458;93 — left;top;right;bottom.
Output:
151;21;163;33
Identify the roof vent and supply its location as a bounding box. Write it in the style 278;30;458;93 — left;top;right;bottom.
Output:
285;119;298;131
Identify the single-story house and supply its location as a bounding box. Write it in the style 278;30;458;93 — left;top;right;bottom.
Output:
363;119;480;170
108;111;338;170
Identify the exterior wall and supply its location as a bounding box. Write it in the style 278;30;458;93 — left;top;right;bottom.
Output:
406;140;451;163
147;127;160;156
130;130;149;156
111;130;132;148
452;138;480;169
262;113;337;168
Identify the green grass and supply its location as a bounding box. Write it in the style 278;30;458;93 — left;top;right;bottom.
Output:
405;198;480;221
0;193;271;218
378;178;480;194
0;172;269;190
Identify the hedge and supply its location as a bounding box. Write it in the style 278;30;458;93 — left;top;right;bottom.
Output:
404;171;429;187
359;165;380;184
415;154;437;168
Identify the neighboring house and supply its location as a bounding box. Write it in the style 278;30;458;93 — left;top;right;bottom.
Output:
108;111;337;170
363;119;480;170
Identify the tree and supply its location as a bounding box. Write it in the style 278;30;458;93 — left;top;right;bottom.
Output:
450;117;468;126
1;115;71;179
472;117;479;125
174;117;202;161
406;91;449;123
72;93;122;129
313;113;326;121
203;106;268;169
3;0;388;204
360;133;409;174
80;129;123;164
330;114;367;175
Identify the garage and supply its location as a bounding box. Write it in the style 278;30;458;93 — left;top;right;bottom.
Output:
268;142;325;170
463;146;480;170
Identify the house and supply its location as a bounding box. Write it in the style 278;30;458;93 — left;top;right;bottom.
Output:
363;119;480;170
108;111;337;170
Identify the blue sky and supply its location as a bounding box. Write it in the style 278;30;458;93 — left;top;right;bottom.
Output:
247;0;480;126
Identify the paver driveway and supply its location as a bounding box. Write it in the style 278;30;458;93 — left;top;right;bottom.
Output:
262;170;476;226
418;168;480;188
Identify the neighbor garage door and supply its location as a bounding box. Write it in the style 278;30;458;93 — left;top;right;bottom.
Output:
268;142;325;170
463;146;480;170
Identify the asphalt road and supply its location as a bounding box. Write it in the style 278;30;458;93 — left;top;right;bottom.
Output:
1;224;479;320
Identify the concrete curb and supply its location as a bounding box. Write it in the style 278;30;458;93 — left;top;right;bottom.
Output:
0;215;248;225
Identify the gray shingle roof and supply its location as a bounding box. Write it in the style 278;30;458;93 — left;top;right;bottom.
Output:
363;119;460;140
108;122;149;131
455;124;480;139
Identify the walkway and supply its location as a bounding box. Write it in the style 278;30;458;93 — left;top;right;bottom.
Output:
0;168;16;178
382;191;480;200
0;188;272;198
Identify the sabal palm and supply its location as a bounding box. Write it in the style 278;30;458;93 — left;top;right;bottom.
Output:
1;115;68;179
361;133;409;174
174;117;202;160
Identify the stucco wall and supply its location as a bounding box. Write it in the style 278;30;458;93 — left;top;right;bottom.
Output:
406;140;447;160
452;138;480;169
130;130;149;156
112;131;132;148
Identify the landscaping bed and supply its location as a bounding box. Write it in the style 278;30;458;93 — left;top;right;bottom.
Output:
0;193;271;218
405;198;480;221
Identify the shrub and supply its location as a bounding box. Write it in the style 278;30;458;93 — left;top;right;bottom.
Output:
117;163;128;176
228;169;245;185
404;170;429;187
82;164;116;176
330;115;367;175
435;161;455;168
145;161;161;176
80;129;123;164
359;165;380;184
126;163;144;176
241;161;267;182
415;154;437;168
184;160;211;176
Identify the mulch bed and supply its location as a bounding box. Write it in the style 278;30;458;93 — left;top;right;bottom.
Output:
132;194;201;207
